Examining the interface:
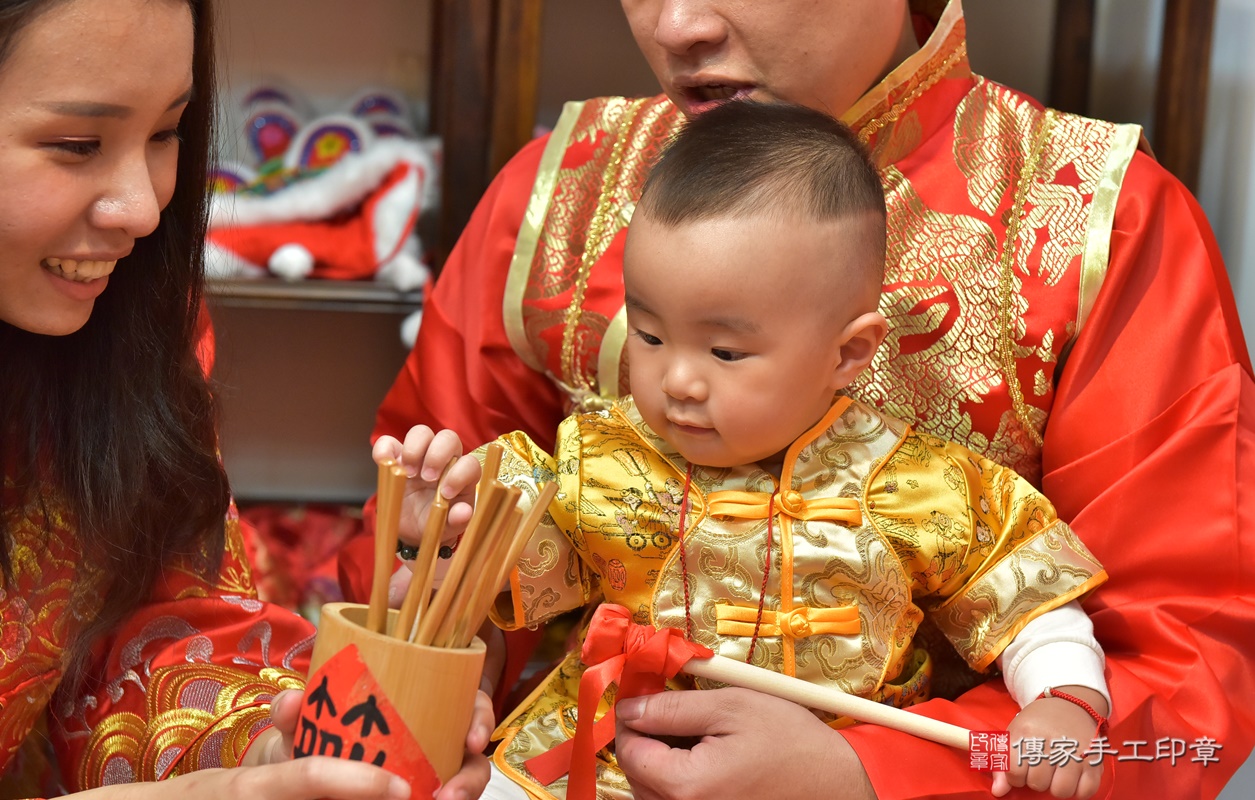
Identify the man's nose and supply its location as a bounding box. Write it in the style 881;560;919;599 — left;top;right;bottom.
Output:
653;0;728;56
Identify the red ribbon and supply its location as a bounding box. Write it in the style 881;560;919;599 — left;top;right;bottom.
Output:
524;604;713;799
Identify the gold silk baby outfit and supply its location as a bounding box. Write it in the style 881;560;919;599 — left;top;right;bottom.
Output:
486;395;1105;799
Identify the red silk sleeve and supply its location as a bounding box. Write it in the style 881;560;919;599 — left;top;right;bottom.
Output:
845;153;1255;798
345;139;563;712
54;511;314;789
343;135;568;604
373;135;567;452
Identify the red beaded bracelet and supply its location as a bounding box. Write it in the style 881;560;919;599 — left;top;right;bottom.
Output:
1038;687;1109;736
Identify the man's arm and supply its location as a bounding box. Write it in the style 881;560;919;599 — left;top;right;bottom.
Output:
842;152;1255;799
374;134;568;453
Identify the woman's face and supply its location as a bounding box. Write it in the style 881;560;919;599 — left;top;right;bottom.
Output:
0;0;193;336
620;0;916;118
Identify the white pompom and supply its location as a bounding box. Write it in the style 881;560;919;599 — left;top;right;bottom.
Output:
268;243;315;281
377;249;429;292
399;309;423;349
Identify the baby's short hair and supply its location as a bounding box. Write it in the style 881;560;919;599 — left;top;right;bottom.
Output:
637;101;886;274
640;101;884;224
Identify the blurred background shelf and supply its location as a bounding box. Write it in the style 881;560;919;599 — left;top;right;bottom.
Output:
208;277;423;314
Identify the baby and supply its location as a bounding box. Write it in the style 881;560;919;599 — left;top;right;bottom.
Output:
383;101;1112;800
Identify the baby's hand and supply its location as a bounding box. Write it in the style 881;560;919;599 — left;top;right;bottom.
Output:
991;685;1108;798
373;425;481;549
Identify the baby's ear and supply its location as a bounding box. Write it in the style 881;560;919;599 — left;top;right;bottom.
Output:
831;312;889;390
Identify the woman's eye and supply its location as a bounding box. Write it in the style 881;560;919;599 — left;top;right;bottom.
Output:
633;330;662;346
152;128;183;146
712;348;747;362
48;140;101;158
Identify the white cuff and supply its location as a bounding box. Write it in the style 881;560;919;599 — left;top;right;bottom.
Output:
996;601;1111;713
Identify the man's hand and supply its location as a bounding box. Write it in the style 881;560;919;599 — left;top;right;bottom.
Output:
614;687;876;800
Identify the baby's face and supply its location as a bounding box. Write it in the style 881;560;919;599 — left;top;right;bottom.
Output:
623;212;871;468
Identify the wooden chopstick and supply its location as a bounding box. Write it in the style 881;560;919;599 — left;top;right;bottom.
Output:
394;458;457;641
377;441;556;650
457;481;558;647
438;488;521;648
479;443;504;498
367;461;406;634
418;442;505;645
415;482;509;645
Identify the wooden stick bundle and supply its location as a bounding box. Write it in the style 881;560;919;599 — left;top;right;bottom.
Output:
366;442;553;649
394;457;457;642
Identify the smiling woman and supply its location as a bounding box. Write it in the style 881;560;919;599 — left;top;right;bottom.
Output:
0;0;192;336
0;1;491;798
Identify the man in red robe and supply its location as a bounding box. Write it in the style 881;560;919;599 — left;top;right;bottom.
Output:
353;2;1254;797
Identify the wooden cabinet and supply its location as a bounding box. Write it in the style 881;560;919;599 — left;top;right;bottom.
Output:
1050;0;1216;192
210;0;542;503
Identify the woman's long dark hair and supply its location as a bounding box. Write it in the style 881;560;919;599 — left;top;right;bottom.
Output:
0;0;229;696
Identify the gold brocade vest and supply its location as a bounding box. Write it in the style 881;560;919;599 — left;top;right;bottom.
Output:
502;0;1144;487
487;397;1106;799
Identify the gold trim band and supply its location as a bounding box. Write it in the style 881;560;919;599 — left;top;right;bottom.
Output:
997;110;1055;449
1077;123;1142;335
503;101;587;373
597;304;628;400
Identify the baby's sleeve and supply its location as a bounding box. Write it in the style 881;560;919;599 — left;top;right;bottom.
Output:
866;432;1107;671
487;416;594;630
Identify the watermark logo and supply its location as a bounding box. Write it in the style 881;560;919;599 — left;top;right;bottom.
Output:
970;731;1010;771
970;733;1224;771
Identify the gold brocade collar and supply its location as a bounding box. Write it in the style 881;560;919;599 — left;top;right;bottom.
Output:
612;395;865;508
842;0;973;166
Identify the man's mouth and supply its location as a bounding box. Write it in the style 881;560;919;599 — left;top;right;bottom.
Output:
675;79;756;113
686;84;744;102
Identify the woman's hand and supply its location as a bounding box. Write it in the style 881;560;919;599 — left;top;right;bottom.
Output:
248;687;495;800
435;686;495;800
73;758;411;800
614;687;876;800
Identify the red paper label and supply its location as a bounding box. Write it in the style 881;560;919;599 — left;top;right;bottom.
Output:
294;644;441;799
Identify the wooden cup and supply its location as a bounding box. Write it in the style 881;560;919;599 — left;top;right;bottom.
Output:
309;602;487;782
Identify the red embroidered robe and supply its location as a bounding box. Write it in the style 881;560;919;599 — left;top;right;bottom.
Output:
367;2;1255;796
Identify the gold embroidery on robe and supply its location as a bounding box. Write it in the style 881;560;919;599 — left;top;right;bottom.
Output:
1;477;313;790
504;4;1140;491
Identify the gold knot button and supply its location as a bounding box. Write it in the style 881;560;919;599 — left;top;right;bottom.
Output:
784;608;812;638
778;491;806;515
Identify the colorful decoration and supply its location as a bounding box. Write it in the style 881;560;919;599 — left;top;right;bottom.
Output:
244;102;302;165
207;163;257;195
349;89;411;119
242;85;299;109
207;87;436;298
367;115;416;140
287;115;370;173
